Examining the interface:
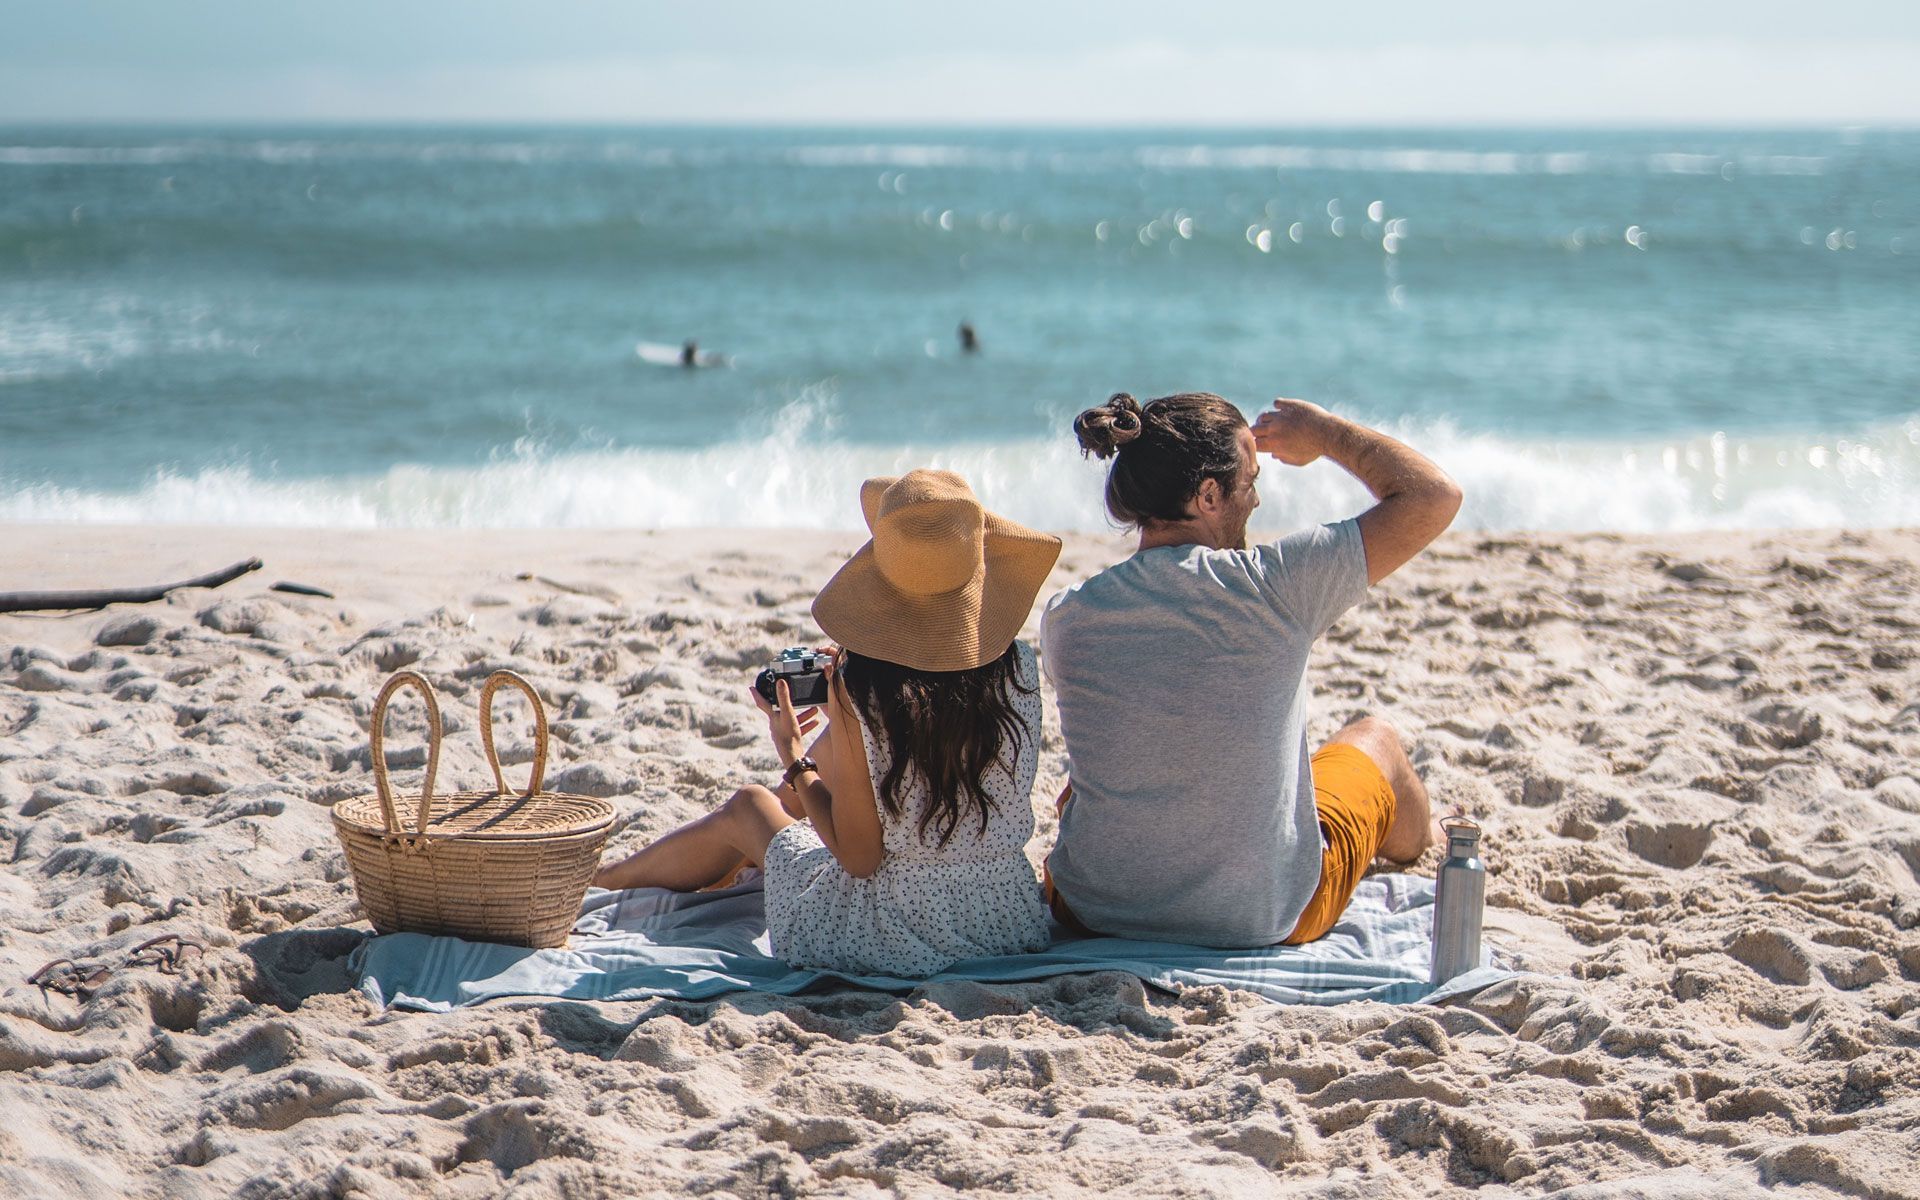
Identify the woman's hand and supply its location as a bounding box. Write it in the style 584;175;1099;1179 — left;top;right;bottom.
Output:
749;677;821;766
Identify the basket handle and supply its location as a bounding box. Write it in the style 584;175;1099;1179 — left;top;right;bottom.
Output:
370;670;443;838
478;671;548;797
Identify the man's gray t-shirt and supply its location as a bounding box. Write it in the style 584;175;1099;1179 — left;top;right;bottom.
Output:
1040;519;1371;948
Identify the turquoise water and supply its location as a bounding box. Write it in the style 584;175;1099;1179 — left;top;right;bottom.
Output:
2;126;1916;531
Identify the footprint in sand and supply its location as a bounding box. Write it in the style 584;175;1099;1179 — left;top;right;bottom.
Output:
1624;821;1715;870
1724;927;1814;986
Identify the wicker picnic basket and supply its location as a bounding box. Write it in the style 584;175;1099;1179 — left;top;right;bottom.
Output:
331;670;615;948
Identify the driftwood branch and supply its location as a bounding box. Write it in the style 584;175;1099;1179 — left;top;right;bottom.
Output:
0;557;263;614
515;572;623;604
271;581;335;599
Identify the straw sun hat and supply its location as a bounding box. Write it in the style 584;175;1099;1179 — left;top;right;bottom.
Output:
811;470;1062;673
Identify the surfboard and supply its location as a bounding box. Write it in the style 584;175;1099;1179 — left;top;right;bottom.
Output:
635;341;731;368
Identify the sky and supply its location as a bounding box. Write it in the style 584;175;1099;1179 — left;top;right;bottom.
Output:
3;0;1919;126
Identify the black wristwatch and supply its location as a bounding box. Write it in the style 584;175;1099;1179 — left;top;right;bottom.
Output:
782;757;820;787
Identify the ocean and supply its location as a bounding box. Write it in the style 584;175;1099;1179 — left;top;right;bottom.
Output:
2;126;1915;533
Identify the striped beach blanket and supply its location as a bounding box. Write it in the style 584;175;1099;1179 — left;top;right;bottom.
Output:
351;872;1508;1013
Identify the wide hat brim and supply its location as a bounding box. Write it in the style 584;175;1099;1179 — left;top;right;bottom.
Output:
812;474;1062;673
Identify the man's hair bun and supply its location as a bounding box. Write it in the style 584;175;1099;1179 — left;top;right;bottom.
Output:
1069;391;1248;529
1073;393;1146;461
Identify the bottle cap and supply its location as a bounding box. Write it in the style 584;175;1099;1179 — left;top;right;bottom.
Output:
1442;816;1481;852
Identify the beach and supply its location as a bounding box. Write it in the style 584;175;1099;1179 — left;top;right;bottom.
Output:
2;521;1916;1198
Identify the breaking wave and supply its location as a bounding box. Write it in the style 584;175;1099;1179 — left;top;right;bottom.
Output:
3;414;1915;533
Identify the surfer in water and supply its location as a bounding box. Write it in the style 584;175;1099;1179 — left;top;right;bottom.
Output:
958;322;980;354
639;339;728;368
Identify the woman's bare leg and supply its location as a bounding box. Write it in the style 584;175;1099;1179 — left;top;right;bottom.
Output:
592;785;795;892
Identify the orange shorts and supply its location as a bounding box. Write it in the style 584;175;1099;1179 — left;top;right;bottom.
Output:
1283;743;1398;945
1044;743;1398;945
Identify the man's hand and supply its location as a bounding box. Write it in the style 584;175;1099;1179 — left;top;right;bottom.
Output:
1252;396;1462;586
1251;398;1335;466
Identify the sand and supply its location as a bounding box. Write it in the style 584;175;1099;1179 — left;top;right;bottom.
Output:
2;521;1917;1199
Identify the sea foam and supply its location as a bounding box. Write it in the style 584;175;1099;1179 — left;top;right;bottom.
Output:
3;415;1914;534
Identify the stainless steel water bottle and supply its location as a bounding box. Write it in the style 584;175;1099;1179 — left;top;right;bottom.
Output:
1430;817;1486;985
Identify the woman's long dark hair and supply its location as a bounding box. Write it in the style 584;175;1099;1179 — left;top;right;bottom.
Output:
838;642;1033;847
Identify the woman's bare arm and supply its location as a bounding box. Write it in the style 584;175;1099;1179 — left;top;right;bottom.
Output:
753;667;884;877
800;674;884;877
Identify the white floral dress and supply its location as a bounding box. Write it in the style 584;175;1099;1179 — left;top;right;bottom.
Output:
761;641;1049;978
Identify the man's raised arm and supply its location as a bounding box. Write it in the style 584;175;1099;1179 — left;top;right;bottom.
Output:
1252;399;1462;586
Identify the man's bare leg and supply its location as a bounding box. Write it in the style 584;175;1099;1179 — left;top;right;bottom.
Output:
1327;716;1439;864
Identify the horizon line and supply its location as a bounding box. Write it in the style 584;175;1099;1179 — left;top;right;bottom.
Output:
4;117;1917;132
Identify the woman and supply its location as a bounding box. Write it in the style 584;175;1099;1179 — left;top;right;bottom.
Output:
593;469;1062;978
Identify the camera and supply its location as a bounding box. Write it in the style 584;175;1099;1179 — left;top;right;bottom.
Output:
753;647;831;707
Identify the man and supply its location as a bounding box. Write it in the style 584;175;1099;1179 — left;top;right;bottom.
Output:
1042;391;1461;947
